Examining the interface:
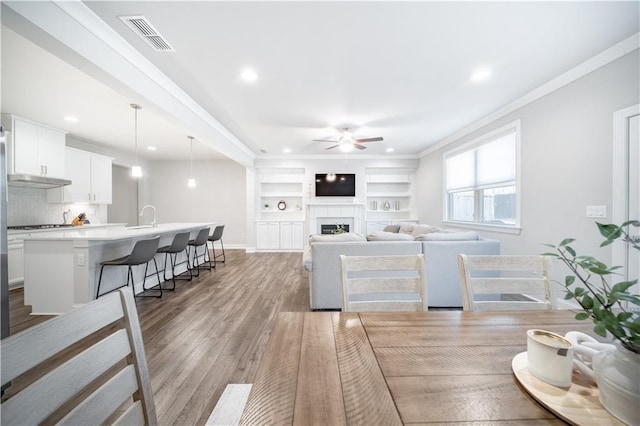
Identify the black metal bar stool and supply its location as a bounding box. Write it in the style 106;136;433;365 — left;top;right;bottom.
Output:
157;231;192;290
96;236;162;299
187;227;212;277
207;225;226;266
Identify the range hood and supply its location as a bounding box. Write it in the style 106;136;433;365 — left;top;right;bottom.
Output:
7;174;71;189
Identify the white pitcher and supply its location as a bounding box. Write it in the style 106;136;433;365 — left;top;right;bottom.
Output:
565;331;639;425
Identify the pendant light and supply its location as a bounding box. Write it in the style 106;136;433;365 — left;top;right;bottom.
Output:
187;135;196;188
130;103;142;177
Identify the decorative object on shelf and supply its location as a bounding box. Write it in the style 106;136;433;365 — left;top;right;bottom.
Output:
382;200;391;211
187;136;196;188
372;201;377;211
295;204;302;211
277;200;287;211
263;203;270;210
395;201;400;211
130;104;142;178
544;220;640;425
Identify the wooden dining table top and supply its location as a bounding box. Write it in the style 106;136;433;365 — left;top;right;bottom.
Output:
239;310;601;425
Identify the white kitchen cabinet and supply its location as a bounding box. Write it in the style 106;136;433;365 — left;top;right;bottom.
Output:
5;115;66;178
256;222;280;250
280;222;304;250
8;234;27;287
48;147;113;204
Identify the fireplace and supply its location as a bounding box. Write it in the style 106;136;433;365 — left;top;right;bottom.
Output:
321;224;350;235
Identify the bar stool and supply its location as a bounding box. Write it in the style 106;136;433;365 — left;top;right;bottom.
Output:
96;237;162;299
157;231;192;290
207;225;226;266
187;227;212;277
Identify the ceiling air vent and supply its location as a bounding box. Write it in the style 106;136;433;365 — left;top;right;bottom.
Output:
119;15;175;52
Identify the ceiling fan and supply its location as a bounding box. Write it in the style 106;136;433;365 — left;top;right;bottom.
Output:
313;128;383;152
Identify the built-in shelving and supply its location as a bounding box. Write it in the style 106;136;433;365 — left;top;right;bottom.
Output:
256;168;306;250
365;168;417;222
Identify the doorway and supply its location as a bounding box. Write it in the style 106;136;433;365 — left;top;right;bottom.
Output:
107;165;139;226
612;104;639;298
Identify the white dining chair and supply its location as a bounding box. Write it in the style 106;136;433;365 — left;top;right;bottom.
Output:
340;254;427;312
457;254;556;311
1;287;157;426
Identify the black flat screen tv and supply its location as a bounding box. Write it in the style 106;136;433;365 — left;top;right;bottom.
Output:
315;173;356;197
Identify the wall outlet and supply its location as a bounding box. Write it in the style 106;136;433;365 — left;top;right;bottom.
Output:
586;205;607;218
77;254;85;266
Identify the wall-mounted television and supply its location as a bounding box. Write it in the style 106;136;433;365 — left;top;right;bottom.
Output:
315;173;356;197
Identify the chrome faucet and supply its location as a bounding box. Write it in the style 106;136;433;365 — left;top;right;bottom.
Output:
139;205;157;228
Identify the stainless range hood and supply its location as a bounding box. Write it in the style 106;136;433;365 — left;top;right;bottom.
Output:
7;174;71;189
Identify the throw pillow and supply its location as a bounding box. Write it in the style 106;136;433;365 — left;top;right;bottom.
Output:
410;225;440;238
382;225;401;233
367;231;415;241
398;224;416;234
419;231;479;241
309;233;367;243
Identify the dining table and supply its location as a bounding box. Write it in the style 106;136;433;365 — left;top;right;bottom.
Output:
239;310;622;425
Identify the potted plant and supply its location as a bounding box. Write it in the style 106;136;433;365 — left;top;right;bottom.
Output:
544;220;639;424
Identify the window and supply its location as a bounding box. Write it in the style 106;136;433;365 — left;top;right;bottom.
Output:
444;121;520;230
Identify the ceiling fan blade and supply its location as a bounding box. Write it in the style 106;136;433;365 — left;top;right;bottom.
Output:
313;139;339;143
353;144;367;150
325;144;340;150
354;137;383;143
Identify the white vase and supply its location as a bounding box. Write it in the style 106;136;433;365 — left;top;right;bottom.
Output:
593;342;640;425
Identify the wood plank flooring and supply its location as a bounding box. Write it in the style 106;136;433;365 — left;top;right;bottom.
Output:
7;250;310;425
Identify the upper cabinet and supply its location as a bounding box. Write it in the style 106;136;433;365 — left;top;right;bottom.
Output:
365;168;417;222
47;147;113;204
3;115;66;178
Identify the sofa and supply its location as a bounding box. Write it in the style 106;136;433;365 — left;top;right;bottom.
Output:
303;225;500;310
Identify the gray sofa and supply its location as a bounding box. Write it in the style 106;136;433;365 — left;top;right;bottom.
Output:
304;235;500;310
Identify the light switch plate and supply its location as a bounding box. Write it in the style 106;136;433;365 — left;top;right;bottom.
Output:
586;205;607;218
77;254;85;266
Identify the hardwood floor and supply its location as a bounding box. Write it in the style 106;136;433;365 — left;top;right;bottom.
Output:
7;250;310;425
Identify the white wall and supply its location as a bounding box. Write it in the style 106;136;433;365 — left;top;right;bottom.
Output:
145;159;247;246
417;50;639;275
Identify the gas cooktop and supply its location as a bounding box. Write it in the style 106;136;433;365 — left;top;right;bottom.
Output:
8;224;74;230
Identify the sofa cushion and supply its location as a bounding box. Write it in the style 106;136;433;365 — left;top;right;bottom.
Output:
309;232;366;243
382;225;401;233
418;231;479;241
367;231;415;241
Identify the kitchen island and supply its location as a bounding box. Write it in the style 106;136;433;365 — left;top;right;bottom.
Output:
22;223;216;314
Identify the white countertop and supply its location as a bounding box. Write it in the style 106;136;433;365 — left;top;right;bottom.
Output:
8;223;127;236
22;223;215;242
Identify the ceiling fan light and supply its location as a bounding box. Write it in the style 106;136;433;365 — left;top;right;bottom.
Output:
339;143;354;153
131;165;142;177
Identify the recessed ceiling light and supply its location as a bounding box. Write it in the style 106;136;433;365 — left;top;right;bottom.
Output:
283;148;291;154
240;68;258;82
64;116;78;122
386;147;394;153
471;68;492;82
147;146;157;151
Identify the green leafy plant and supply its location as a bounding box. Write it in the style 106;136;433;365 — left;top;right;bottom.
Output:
332;224;347;235
544;220;640;354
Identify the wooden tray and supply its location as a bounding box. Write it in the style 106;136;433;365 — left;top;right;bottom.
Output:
512;352;624;425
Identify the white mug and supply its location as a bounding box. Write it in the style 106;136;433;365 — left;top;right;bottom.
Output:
527;329;574;387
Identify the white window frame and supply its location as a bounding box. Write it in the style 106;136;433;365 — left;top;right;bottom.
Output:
442;120;522;234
